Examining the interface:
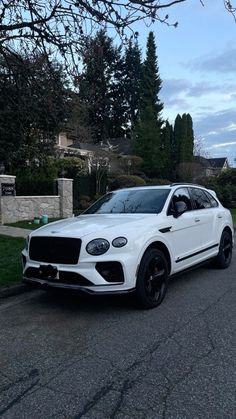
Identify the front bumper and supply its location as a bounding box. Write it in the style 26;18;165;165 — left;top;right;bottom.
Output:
23;277;135;295
22;249;137;294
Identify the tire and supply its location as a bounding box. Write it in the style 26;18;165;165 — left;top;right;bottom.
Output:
214;230;232;269
135;248;169;309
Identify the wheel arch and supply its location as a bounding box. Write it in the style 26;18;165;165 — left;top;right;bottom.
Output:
143;241;172;275
223;225;233;240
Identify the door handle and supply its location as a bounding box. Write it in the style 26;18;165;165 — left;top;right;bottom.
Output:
217;214;223;219
195;218;200;222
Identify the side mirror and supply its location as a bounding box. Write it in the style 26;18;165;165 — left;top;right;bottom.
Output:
174;201;188;218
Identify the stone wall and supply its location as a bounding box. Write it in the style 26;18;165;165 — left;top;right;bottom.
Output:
0;175;73;224
1;196;61;224
57;178;73;219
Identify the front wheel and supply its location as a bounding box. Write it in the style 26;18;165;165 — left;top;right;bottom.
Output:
214;230;232;269
135;248;169;309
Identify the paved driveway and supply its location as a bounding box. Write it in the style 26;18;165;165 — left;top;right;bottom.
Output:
0;244;236;419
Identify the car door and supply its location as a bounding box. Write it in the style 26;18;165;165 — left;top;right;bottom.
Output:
189;187;223;254
166;187;202;272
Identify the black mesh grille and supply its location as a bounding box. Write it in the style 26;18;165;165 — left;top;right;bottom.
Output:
25;267;93;286
29;237;81;264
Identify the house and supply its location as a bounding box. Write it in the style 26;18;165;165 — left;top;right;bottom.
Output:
206;157;229;176
56;133;133;173
193;156;230;177
56;132;94;159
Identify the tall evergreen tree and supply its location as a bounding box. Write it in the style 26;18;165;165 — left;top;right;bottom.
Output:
178;113;188;164
186;113;194;159
133;32;164;177
140;31;163;124
79;30;126;143
161;120;173;179
134;106;163;177
174;113;194;166
123;39;142;131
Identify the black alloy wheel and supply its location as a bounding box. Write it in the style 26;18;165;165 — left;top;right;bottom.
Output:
215;230;232;269
136;248;169;309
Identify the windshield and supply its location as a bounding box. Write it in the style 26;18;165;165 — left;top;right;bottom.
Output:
83;189;170;214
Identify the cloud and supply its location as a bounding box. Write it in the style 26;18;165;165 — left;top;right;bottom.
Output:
161;79;190;98
208;141;236;150
186;47;236;74
161;78;236;105
193;109;236;165
194;109;236;136
187;82;236;98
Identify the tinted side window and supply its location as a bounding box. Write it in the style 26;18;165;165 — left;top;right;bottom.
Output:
189;188;211;209
205;191;219;208
167;188;192;215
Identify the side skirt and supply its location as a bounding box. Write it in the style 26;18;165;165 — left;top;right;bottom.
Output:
175;243;219;264
170;257;215;280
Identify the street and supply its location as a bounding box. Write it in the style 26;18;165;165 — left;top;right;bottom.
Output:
1;244;236;419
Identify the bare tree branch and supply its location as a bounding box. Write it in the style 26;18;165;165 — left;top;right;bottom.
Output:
0;1;235;74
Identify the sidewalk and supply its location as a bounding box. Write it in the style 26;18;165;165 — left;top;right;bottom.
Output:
0;225;32;238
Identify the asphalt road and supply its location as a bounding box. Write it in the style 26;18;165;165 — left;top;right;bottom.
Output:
1;245;236;419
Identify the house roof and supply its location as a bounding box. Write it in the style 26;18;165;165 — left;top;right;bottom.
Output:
207;158;228;168
70;138;132;155
193;156;228;169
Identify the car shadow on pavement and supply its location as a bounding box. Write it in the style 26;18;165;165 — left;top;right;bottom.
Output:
35;287;139;313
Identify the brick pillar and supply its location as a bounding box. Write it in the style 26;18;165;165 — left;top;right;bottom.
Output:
0;175;16;224
57;178;73;218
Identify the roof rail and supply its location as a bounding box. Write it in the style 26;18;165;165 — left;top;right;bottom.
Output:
170;182;202;187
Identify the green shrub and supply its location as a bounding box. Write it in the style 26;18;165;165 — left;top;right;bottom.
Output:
109;175;146;191
56;157;87;178
78;195;92;210
147;178;171;186
198;169;236;208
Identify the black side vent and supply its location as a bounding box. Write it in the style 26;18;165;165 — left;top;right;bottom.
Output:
29;237;81;264
96;262;124;283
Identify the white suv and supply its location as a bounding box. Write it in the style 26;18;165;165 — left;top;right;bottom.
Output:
22;184;234;308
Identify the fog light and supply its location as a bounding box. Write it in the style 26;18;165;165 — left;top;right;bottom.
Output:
112;237;127;248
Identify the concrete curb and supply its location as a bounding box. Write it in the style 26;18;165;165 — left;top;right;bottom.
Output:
0;283;32;299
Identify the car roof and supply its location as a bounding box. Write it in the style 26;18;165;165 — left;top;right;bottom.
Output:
114;183;209;192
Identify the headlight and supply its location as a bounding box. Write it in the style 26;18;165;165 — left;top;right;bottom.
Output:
86;238;110;255
112;237;127;248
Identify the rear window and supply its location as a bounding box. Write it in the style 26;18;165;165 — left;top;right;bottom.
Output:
189;188;212;209
205;191;219;208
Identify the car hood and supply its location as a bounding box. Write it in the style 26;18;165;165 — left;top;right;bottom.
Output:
30;214;155;239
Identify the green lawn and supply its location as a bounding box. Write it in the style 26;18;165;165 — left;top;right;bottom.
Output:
5;218;61;230
0;235;25;287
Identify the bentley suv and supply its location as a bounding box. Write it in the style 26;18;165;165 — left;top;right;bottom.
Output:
22;184;234;308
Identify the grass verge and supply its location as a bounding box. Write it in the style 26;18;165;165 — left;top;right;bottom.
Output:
5;218;61;230
0;235;25;287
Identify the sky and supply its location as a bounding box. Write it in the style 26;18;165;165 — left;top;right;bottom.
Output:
135;0;236;166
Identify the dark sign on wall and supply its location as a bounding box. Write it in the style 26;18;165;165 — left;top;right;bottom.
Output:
1;183;16;196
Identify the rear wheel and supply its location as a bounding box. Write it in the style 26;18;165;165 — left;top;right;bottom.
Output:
135;248;169;309
214;230;232;269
